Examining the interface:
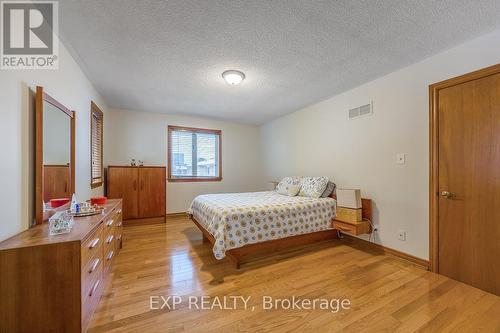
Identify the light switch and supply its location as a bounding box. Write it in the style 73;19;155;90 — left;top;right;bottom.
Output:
397;153;406;164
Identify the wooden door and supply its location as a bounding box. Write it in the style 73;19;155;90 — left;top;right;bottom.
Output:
433;68;500;295
107;167;139;219
138;167;166;218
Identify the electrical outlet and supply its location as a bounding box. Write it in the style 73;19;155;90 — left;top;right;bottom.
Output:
397;153;406;164
398;230;406;241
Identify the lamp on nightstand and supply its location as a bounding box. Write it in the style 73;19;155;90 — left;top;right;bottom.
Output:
332;189;372;236
336;189;362;223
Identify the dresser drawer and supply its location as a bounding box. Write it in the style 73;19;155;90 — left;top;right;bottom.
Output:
115;210;123;253
103;214;116;236
81;225;103;266
81;265;103;330
103;234;115;272
81;252;103;293
103;248;115;273
115;228;122;254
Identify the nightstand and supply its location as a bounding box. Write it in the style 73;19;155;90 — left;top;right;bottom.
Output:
332;197;372;236
332;219;371;235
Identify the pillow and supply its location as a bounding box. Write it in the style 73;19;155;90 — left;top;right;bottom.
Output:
321;181;336;198
275;176;302;194
299;177;329;198
276;184;301;197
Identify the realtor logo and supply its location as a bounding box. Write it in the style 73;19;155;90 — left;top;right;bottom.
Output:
1;1;58;69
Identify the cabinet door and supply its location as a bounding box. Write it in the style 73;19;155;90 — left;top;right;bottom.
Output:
138;168;166;218
107;167;138;219
43;165;70;201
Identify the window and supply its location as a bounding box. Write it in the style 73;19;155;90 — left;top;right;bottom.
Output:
90;102;103;188
168;126;222;182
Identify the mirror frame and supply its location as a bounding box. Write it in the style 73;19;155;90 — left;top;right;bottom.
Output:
35;86;76;225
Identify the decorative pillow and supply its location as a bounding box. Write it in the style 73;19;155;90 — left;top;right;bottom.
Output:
275;176;302;194
299;177;329;198
321;181;336;198
277;184;301;197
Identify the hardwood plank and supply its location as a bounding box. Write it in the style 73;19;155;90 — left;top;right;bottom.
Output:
87;216;500;332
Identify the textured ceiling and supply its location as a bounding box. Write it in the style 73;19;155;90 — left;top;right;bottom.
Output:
59;0;500;124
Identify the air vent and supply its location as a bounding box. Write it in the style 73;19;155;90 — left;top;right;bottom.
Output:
348;102;373;119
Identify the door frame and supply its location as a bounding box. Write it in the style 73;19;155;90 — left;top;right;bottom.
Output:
429;63;500;272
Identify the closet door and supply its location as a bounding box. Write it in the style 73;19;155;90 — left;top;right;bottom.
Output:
434;69;500;295
108;167;139;219
138;167;166;218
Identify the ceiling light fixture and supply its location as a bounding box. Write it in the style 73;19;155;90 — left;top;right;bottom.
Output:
222;70;245;85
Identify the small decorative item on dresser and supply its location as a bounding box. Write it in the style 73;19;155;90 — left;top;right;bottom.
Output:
138;160;144;166
48;211;74;235
69;203;104;217
91;196;107;206
131;159;137;166
50;198;70;208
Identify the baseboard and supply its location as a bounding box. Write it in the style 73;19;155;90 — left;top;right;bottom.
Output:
166;212;187;218
123;216;166;226
342;234;429;269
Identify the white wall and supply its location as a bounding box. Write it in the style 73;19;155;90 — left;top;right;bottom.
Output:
0;42;108;241
106;108;265;213
261;29;500;260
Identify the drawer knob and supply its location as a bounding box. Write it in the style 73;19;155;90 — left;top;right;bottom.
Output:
106;219;114;227
106;251;114;261
106;235;114;244
88;238;100;249
89;280;100;297
89;258;100;273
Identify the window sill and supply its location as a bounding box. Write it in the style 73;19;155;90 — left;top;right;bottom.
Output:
91;180;103;189
168;177;222;183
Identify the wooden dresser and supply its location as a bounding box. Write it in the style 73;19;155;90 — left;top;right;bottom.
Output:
0;199;123;333
107;166;166;224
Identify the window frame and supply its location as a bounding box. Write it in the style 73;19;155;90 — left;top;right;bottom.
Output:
90;101;104;188
167;125;222;182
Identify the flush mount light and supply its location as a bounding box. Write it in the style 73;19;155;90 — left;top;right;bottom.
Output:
222;70;245;85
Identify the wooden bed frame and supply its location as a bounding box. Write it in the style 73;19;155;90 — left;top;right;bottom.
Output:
189;194;372;268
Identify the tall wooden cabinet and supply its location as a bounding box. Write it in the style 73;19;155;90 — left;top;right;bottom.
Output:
107;166;166;223
43;165;70;201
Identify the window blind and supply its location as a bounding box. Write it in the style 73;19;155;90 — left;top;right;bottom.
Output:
169;127;220;179
91;102;103;187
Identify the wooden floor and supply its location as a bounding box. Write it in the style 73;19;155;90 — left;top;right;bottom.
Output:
88;216;500;333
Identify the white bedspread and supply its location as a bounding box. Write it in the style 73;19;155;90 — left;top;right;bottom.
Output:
188;191;336;259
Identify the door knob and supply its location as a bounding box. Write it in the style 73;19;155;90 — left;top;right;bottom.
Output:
440;191;455;199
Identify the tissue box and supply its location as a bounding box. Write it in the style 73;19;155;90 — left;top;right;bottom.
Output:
49;211;74;235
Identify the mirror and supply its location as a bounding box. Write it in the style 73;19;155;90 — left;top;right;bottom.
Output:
35;86;75;225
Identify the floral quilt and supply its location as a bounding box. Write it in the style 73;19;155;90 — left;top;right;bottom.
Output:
188;191;336;259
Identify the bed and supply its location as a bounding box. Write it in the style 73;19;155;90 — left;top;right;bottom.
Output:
188;190;337;268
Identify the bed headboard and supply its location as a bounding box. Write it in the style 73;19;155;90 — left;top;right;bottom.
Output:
331;194;372;220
